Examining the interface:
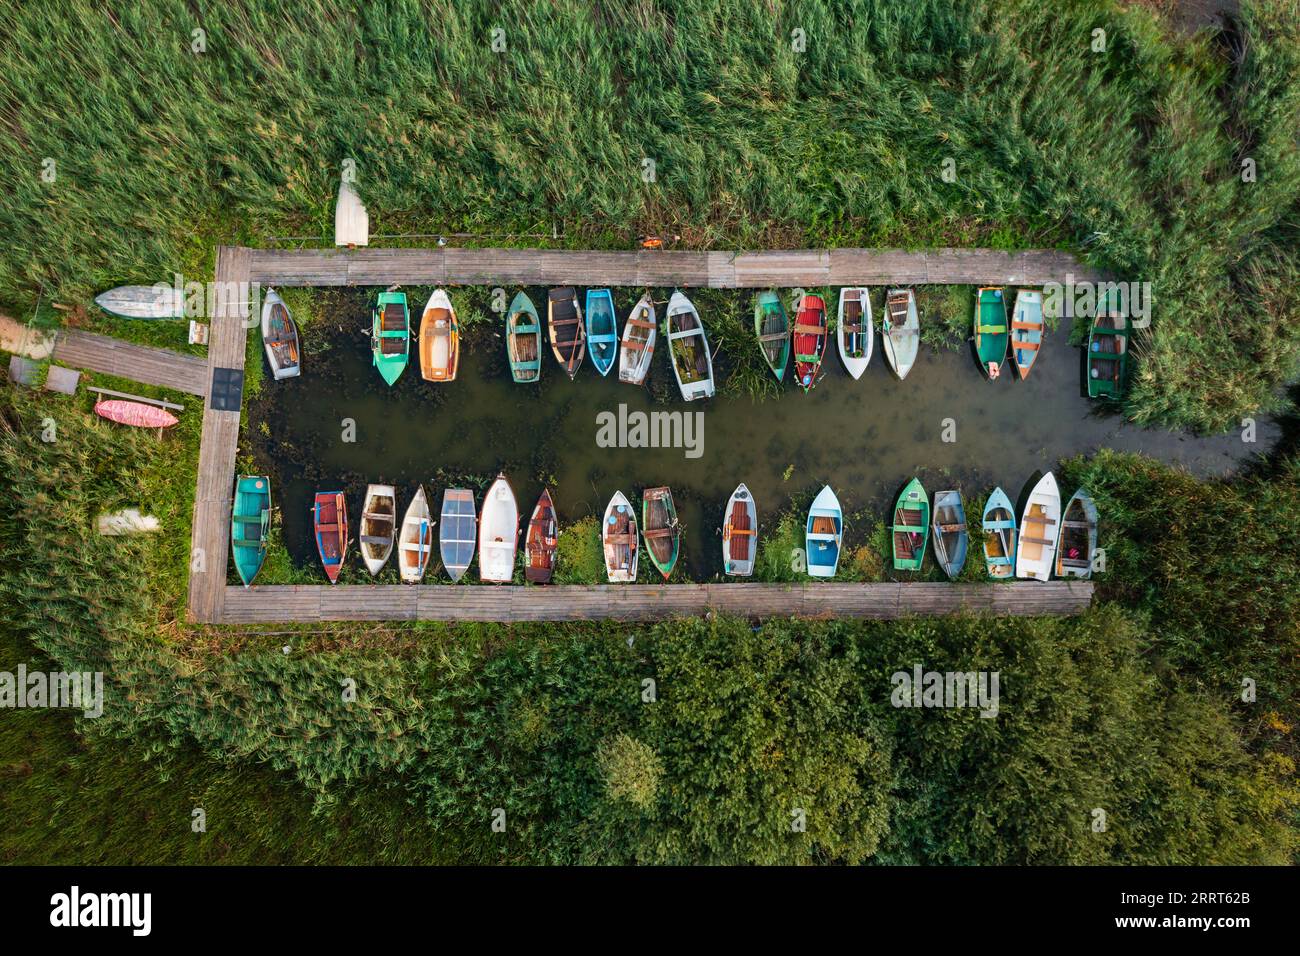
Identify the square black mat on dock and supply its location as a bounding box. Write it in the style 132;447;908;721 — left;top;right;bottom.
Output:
209;367;243;411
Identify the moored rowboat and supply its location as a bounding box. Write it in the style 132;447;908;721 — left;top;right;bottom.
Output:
722;483;758;577
1087;290;1128;400
260;288;301;380
231;475;271;587
507;291;542;384
478;475;519;583
313;490;348;584
892;477;929;571
753;291;790;382
641;486;680;580
585;288;618;377
837;287;872;379
618;294;656;385
398;484;434;583
603;491;638;583
973;287;1008;380
981;487;1017;579
371;291;409;387
1011;289;1044;379
359;483;396;575
931;489;968;579
419;289;458;382
805;485;842;578
1015;472;1061;581
1054;488;1098;579
547;287;585;379
882;288;920;380
792;293;827;391
666;291;715;401
525;489;558;584
439;488;476;582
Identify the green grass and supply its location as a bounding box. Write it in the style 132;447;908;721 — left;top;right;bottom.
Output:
0;1;1296;431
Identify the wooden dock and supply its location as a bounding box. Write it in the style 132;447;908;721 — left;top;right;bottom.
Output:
249;246;1105;289
187;246;250;623
220;581;1094;624
11;326;209;396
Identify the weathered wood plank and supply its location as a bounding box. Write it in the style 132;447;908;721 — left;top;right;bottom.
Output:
218;582;1093;623
248;247;1103;289
50;329;208;396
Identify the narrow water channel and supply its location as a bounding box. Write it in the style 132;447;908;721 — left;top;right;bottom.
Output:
244;287;1280;580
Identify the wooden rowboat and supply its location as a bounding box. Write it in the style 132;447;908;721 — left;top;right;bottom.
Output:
722;483;758;577
547;286;585;379
793;293;827;391
260;288;301;380
371;291;409;387
478;474;518;583
805;485;842;578
603;491;638;583
753;291;790;382
439;488;476;582
231;475;271;587
1087;291;1128;400
1054;488;1098;579
931;489;968;579
892;477;929;571
618;294;656;385
525;489;558;584
419;289;458;382
506;291;542;384
973;287;1008;380
666;291;715;401
882;289;920;380
398;484;434;583
981;487;1017;579
1015;472;1061;581
585;288;618;377
94;284;185;320
1011;289;1044;379
837;288;872;379
359;483;396;576
94;399;178;429
313;490;348;584
641;486;680;580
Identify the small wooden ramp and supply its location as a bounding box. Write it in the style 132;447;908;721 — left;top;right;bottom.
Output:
220;581;1094;624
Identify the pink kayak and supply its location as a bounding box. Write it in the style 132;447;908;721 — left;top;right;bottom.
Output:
94;399;179;429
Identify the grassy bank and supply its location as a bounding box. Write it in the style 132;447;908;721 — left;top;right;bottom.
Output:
1;1;1298;432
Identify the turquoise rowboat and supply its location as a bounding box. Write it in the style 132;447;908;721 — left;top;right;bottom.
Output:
371;290;409;386
754;291;790;382
973;287;1008;380
585;288;618;376
805;485;842;578
231;475;271;587
892;477;929;571
981;487;1017;579
506;291;542;383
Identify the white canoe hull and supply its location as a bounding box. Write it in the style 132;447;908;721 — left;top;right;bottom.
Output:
723;483;758;576
618;294;657;384
478;475;518;582
94;284;186;320
360;483;397;576
260;288;301;380
882;288;919;380
398;485;433;583
836;287;872;379
1015;472;1061;581
603;491;638;582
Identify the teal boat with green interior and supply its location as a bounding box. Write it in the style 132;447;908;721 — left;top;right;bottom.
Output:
1087;289;1129;400
891;477;929;571
754;290;790;381
506;291;542;383
371;290;409;386
973;287;1008;380
231;474;271;587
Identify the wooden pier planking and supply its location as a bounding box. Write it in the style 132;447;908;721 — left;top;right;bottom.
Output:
187;246;251;624
51;329;208;396
249;246;1106;289
219;581;1093;624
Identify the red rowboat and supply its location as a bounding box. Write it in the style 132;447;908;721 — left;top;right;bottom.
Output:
94;399;179;429
313;491;349;583
792;294;827;391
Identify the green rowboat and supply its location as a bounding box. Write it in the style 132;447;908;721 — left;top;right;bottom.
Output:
231;474;271;587
641;486;680;579
506;291;542;383
1087;289;1128;400
372;290;410;386
973;287;1008;380
754;290;790;382
892;477;929;571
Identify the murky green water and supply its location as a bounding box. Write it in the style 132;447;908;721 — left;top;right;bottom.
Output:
245;287;1279;580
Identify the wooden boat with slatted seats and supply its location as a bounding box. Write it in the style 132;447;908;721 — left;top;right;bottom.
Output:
313;490;348;584
837;287;872;379
892;477;929;571
666;291;715;401
1054;488;1098;579
1087;290;1128;399
603;491;638;583
973;287;1008;380
371;291;409;386
585;288;618;377
931;489;968;579
231;475;271;587
359;483;396;576
618;294;657;385
793;293;827;391
419;289;458;382
981;487;1017;579
753;291;790;382
506;291;542;383
1015;472;1061;581
260;288;301;380
882;288;920;379
641;486;680;579
439;488;476;582
547;286;585;379
478;475;519;583
722;483;757;576
525;489;558;583
1011;289;1044;379
805;485;842;578
398;484;434;583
